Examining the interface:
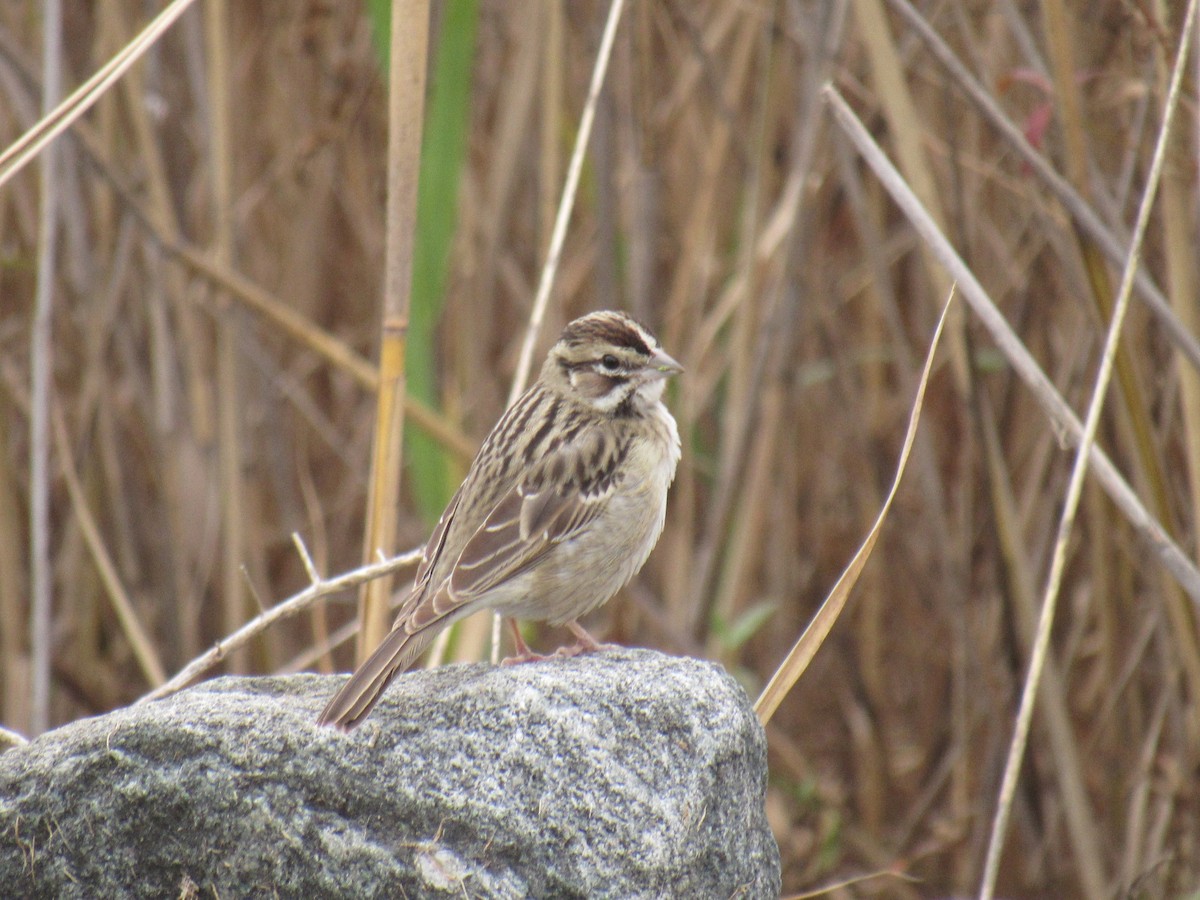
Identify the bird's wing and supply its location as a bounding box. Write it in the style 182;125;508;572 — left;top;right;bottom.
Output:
387;483;465;625
415;483;463;588
407;427;626;626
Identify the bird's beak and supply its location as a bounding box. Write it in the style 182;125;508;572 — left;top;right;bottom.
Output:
649;348;684;376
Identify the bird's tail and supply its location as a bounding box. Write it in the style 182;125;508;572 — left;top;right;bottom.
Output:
316;625;440;730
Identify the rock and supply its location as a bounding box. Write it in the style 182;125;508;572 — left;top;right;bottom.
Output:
0;649;780;898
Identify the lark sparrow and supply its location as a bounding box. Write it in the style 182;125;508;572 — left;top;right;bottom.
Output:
318;310;682;729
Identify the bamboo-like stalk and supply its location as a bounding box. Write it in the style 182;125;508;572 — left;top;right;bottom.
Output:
357;0;431;660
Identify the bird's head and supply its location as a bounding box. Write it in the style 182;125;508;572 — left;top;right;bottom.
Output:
543;310;683;415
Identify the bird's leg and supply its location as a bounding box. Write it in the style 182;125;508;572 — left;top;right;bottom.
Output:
501;619;555;665
508;618;532;656
551;620;620;658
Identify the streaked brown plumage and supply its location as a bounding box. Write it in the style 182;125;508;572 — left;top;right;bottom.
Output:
317;311;682;729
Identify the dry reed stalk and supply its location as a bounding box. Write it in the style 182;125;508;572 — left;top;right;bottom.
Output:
1160;12;1200;508
507;0;630;401
204;0;251;673
885;0;1200;370
829;105;960;735
172;245;475;459
850;11;986;858
825;84;1200;606
659;11;759;629
357;0;431;660
110;1;215;667
470;2;542;391
835;74;1200;892
1042;0;1200;733
0;0;199;191
540;0;564;267
691;9;779;648
976;394;1107;894
979;1;1198;892
28;0;63;737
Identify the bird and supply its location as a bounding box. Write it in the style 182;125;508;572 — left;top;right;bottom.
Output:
317;310;683;730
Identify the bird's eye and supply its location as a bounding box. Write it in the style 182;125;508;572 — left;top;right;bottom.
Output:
600;354;621;371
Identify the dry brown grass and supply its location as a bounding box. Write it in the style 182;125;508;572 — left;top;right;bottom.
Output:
2;1;1199;896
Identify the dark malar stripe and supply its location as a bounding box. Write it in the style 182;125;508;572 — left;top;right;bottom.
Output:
613;390;642;418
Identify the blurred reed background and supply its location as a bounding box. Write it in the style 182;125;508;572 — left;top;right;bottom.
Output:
1;1;1198;896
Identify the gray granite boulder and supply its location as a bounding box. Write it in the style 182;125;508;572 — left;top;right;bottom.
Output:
0;649;780;898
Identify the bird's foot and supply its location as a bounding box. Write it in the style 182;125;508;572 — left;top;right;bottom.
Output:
550;620;619;658
547;640;620;659
500;649;558;666
500;619;618;665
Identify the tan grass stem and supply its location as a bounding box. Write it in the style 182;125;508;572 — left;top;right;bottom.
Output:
978;0;1198;893
824;84;1200;608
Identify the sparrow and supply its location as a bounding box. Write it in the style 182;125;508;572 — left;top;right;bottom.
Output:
317;310;682;730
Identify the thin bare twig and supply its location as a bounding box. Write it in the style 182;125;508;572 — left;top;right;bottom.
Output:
139;546;424;703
